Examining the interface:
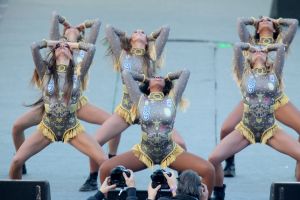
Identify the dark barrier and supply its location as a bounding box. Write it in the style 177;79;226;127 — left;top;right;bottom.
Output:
0;180;51;200
108;189;172;200
270;182;300;200
270;0;300;22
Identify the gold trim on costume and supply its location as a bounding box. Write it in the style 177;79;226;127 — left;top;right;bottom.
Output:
149;92;164;101
274;93;289;110
56;64;68;73
130;48;146;56
77;96;88;110
38;121;57;142
258;37;274;46
261;124;279;144
235;122;256;144
62;123;84;143
115;104;134;124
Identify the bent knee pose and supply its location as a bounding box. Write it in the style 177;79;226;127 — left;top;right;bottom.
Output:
80;25;187;191
88;69;215;200
209;43;300;200
9;40;107;180
222;16;299;177
12;12;110;175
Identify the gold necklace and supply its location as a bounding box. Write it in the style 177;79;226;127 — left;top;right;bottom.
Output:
258;37;274;46
253;65;267;75
130;48;146;56
56;64;67;73
149;92;164;101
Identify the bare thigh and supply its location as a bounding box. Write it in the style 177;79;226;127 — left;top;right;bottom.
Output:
13;105;44;131
267;129;300;161
69;132;107;166
77;103;111;125
220;102;243;139
275;102;300;134
94;113;129;145
13;131;51;164
209;130;250;165
171;129;187;150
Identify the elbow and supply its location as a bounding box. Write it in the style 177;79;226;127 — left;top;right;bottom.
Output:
293;19;299;26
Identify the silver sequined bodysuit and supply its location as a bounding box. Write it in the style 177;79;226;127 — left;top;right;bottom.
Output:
122;69;190;167
240;69;281;142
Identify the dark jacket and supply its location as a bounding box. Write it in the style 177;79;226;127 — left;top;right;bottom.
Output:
158;194;199;200
93;187;137;200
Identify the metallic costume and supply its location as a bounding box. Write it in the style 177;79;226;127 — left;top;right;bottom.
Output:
105;25;169;124
31;40;95;142
233;43;285;144
122;69;190;168
49;13;101;109
237;17;298;109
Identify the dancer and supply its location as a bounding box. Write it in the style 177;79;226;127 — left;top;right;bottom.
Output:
80;25;187;191
209;42;300;200
11;12;110;176
9;40;107;179
87;69;215;200
222;16;298;177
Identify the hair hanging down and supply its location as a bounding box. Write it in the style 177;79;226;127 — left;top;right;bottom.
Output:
139;78;173;96
253;16;282;43
177;170;202;199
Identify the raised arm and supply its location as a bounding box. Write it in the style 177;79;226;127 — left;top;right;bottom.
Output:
149;26;170;59
122;70;143;104
79;19;101;44
31;40;48;79
76;42;96;79
237;17;257;43
233;42;251;81
105;25;125;59
49;11;70;40
277;18;298;47
168;69;190;104
267;44;285;78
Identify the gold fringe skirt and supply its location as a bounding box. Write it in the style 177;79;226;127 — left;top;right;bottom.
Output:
38;121;84;143
274;93;289;111
114;104;137;125
235;122;279;144
132;143;184;168
76;96;88;110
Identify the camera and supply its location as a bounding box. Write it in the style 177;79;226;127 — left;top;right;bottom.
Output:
150;169;171;189
109;165;131;188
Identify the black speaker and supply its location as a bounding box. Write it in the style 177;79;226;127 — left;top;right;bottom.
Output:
270;0;300;21
270;182;300;200
0;180;51;200
107;189;172;200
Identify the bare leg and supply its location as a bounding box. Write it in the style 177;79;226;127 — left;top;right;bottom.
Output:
267;129;300;181
169;152;215;196
12;106;43;151
275;102;300;177
107;134;121;156
69;132;107;167
208;130;249;186
77;103;110;125
172;129;187;151
89;113;129;173
99;151;146;183
9;131;51;179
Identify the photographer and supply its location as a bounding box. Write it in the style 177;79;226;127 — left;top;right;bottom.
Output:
88;169;137;200
147;170;208;200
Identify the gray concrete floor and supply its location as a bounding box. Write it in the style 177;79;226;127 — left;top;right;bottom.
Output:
0;0;300;199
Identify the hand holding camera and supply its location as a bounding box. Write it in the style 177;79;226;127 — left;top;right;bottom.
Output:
150;169;172;189
109;165;131;188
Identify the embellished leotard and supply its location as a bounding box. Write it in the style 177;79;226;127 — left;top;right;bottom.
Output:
31;40;95;142
122;69;190;168
233;43;285;143
105;25;169;124
237;17;298;109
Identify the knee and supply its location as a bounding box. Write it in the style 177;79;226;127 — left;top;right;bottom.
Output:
208;154;221;168
12;122;25;136
220;125;232;140
99;161;114;180
10;155;25;169
201;161;215;179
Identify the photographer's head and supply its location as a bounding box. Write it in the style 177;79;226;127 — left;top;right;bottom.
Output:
177;170;203;200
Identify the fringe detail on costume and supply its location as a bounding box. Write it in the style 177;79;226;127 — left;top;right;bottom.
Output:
261;124;279;144
132;144;154;168
178;97;190;112
62;123;84;143
274;94;289;111
77;96;88;110
38;122;56;142
160;144;184;168
235;122;255;144
130;104;138;123
115;104;133;124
